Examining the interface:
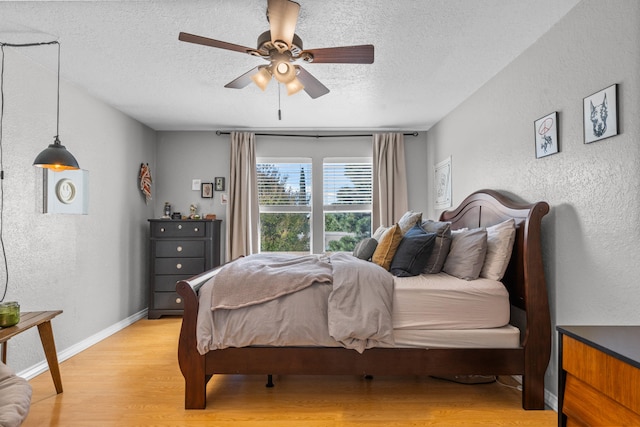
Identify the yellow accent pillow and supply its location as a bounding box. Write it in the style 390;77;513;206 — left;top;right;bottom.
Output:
372;223;403;270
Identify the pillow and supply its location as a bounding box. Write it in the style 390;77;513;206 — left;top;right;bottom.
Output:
372;224;403;270
0;362;32;427
390;225;437;277
420;220;452;274
353;238;378;261
398;210;423;234
442;228;488;280
372;225;389;241
480;218;516;281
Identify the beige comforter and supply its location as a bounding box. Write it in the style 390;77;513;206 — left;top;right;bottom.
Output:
196;252;395;354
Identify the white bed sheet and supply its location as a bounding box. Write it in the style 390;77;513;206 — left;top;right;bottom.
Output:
392;272;510;330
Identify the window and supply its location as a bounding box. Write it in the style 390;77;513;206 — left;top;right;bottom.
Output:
257;157;372;254
323;160;372;252
257;160;312;254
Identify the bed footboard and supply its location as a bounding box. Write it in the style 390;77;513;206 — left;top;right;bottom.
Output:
176;269;219;409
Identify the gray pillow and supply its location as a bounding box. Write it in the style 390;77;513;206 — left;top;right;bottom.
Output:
442;228;488;280
353;238;378;260
390;225;436;277
420;220;452;273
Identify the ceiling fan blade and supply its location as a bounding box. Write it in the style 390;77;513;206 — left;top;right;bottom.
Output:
179;32;254;54
295;66;330;99
224;67;260;89
301;45;374;64
267;0;300;49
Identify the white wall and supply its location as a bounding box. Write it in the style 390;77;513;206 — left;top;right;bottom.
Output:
1;48;156;373
155;131;429;259
427;0;640;399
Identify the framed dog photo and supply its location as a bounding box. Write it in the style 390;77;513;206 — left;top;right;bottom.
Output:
583;84;618;144
534;111;559;158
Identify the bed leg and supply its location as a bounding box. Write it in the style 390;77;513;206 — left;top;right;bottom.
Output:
266;374;274;388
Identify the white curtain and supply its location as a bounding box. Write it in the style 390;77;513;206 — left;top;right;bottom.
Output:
372;133;409;230
226;132;259;260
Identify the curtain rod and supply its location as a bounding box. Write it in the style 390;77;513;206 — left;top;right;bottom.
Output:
215;131;419;138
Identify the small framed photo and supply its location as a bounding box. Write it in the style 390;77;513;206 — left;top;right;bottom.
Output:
534;111;559;158
201;182;213;198
215;177;225;191
584;84;618;144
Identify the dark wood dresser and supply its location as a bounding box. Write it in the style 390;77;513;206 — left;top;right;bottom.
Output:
557;325;640;426
148;219;221;319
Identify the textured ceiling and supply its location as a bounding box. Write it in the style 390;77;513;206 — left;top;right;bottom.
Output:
0;0;581;132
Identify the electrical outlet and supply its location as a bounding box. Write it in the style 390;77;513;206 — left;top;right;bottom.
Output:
192;179;201;190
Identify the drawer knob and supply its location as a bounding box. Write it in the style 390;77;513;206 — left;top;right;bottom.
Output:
177;246;183;252
194;227;199;232
175;297;182;304
178;224;183;230
160;227;165;232
176;263;182;269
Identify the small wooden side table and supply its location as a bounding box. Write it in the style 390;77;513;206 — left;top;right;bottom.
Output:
0;310;63;394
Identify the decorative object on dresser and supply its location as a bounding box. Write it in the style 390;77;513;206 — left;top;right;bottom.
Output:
557;326;640;426
148;219;221;319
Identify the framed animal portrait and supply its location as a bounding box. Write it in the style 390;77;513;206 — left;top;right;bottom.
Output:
534;111;559;158
583;84;618;144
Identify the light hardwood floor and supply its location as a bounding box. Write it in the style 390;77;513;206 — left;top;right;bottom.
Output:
22;318;556;426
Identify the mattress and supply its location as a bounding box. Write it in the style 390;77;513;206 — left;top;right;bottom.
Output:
392;272;510;330
392;325;521;348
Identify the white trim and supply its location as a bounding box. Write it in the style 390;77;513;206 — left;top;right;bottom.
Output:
17;308;148;380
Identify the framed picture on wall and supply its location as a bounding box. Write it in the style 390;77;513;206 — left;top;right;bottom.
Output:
215;177;225;191
434;156;452;209
534;111;559;158
583;84;618;144
201;182;213;198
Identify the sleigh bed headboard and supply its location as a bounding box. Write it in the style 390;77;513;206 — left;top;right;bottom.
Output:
439;189;550;333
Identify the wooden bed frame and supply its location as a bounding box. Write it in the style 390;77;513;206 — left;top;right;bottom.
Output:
176;189;551;410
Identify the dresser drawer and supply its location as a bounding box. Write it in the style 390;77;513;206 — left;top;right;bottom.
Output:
155;258;204;275
155;240;205;258
153;292;184;310
151;221;206;238
154;274;192;292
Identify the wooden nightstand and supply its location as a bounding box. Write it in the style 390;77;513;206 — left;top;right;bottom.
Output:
0;310;63;393
557;326;640;426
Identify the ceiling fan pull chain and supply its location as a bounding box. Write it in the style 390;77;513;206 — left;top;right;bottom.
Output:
278;82;282;120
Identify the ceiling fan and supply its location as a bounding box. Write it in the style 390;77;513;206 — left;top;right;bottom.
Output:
178;0;374;99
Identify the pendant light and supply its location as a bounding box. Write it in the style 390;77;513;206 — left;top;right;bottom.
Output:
32;41;80;171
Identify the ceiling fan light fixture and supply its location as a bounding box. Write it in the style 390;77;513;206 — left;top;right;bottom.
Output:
251;66;272;91
285;77;304;96
272;59;296;83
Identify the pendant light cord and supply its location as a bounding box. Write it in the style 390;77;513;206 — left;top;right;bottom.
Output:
55;41;60;139
0;45;8;301
0;40;59;302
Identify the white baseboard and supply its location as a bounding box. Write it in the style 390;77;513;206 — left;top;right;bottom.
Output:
18;308;148;380
511;374;558;411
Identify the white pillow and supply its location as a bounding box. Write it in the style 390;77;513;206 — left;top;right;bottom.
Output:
398;210;422;234
480;218;516;281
